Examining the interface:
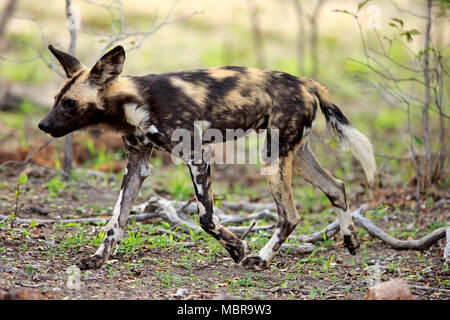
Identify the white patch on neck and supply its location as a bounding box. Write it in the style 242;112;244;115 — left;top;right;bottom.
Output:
124;103;150;130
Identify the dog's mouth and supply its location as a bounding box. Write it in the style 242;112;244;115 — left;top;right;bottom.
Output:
49;131;67;138
39;126;70;138
38;119;74;138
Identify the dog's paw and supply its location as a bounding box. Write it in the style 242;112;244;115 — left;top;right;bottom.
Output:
343;232;360;255
240;255;267;270
77;255;105;270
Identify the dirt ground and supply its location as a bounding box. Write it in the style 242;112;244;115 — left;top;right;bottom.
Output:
0;163;449;300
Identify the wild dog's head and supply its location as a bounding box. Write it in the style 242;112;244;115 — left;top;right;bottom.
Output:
38;45;126;137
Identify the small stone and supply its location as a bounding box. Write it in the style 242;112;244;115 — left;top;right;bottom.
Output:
366;278;413;300
173;288;189;298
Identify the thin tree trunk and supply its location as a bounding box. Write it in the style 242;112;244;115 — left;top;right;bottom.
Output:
292;0;305;75
310;0;326;79
432;50;447;183
407;102;421;217
0;0;18;39
63;0;77;173
66;0;77;56
247;0;266;69
422;0;432;186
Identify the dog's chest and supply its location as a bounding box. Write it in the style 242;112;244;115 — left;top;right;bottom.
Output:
124;123;170;152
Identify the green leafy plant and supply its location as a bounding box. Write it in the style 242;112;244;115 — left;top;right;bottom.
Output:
45;176;66;197
10;173;28;230
120;230;146;255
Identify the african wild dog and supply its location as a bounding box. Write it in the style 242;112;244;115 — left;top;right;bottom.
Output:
39;45;375;270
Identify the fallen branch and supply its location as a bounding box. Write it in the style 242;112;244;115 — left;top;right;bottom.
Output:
221;209;277;225
220;200;276;212
132;195;200;231
0;138;55;171
280;243;316;255
289;220;341;243
17;282;44;289
286;206;366;243
0;212;159;225
286;205;449;262
445;228;450;262
228;224;273;234
352;210;448;252
410;285;450;294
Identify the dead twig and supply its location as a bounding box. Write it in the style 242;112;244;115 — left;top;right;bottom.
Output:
221;209;277;225
410;285;450;294
240;220;256;240
135;195;200;231
17;282;44;288
220;200;276;212
227;224;273;234
288;219;342;243
445;228;450;263
0;138;55;171
352;210;448;252
82;0;201;56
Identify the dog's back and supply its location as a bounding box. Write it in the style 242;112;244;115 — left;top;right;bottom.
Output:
131;67;317;139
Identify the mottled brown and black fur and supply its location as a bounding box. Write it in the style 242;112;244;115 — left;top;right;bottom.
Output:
39;45;375;270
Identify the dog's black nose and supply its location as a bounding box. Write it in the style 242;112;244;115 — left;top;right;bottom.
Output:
38;120;50;132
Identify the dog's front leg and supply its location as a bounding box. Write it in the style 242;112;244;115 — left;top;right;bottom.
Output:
79;139;153;269
187;161;247;263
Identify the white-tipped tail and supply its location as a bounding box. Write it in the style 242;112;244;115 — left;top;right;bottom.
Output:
339;125;376;185
308;82;376;185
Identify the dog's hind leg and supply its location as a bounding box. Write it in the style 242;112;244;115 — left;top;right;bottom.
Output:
187;161;247;263
79;137;153;269
241;153;300;270
292;141;359;254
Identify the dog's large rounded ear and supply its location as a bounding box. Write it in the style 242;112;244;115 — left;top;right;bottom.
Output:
48;45;83;78
88;45;125;88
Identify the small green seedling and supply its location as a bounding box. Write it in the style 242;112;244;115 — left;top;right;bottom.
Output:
10;173;28;230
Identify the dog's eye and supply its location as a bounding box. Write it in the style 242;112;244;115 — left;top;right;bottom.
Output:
63;99;77;108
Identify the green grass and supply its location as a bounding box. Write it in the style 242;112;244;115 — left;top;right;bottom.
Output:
166;165;193;201
45;176;67;197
